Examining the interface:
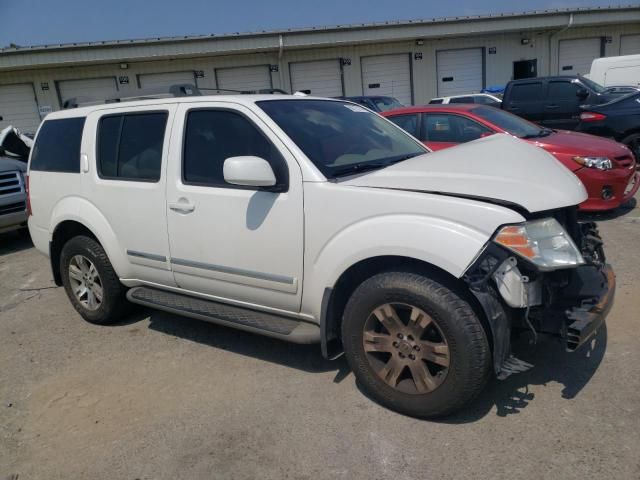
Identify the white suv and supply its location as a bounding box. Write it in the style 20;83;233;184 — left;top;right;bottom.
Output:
27;93;614;418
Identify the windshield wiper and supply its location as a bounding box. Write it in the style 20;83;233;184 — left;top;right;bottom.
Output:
331;153;421;178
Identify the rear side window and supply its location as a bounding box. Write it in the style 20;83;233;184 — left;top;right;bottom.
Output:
509;82;544;101
97;112;168;181
428;99;444;104
183;109;288;189
30;117;85;172
449;96;474;104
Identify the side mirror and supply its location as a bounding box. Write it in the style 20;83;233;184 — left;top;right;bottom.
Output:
576;88;589;99
223;156;277;188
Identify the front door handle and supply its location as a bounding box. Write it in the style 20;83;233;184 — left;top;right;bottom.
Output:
546;104;559;109
169;199;196;214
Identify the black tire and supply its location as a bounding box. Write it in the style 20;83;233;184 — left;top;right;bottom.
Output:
621;133;640;166
60;235;131;325
341;271;491;419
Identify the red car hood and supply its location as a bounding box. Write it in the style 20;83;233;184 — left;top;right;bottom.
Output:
530;130;630;160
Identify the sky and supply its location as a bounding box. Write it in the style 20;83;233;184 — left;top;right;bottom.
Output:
0;0;629;47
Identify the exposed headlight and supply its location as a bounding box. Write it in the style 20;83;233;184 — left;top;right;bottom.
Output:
573;156;613;170
494;218;584;270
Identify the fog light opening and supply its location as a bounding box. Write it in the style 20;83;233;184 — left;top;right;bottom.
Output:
601;186;614;200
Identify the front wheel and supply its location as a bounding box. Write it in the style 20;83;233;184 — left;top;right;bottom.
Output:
621;133;640;165
60;235;131;325
341;271;491;418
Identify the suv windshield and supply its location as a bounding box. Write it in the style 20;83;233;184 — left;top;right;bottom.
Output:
471;106;549;138
257;100;426;178
579;76;607;94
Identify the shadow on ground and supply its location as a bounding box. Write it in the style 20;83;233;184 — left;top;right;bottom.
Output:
142;307;606;422
0;231;33;256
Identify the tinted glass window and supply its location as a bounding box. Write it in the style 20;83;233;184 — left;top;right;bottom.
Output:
183;110;288;188
474;96;501;105
422;114;491;143
428;99;444;104
471;106;542;138
371;97;403;112
449;96;474;104
509;82;544;101
30;117;85;172
548;81;580;100
97;112;167;181
388;114;419;137
257;100;426;179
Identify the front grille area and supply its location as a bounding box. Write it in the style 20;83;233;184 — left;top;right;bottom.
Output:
0;171;24;197
0;201;26;215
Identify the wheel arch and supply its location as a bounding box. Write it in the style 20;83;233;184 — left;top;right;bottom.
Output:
48;198;128;286
319;255;491;360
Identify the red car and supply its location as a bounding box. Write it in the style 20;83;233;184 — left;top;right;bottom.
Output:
382;104;639;211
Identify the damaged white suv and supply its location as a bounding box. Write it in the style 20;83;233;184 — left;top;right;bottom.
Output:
27;94;614;418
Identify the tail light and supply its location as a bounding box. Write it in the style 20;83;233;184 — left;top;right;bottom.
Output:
580;112;607;122
25;173;32;216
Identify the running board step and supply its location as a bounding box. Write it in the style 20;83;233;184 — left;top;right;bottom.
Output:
127;286;320;344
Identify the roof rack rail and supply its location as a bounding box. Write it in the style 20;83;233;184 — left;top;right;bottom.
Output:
197;87;289;95
62;83;202;109
61;84;291;109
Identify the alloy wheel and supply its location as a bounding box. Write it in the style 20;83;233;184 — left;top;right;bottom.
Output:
362;303;450;394
68;254;103;311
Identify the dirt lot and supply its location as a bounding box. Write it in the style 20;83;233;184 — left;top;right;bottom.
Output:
1;197;640;480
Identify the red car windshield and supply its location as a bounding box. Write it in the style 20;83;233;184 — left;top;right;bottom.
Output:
471;106;549;139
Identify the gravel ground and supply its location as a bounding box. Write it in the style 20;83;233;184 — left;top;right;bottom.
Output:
1;195;639;480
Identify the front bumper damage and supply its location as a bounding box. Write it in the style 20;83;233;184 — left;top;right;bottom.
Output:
464;220;615;379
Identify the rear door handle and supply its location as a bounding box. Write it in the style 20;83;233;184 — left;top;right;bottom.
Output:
169;199;196;213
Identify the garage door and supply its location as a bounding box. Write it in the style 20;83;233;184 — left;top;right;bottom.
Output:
0;84;41;134
558;38;601;75
361;54;412;106
436;48;483;97
289;60;343;97
57;77;118;106
216;65;272;92
138;71;196;90
620;34;640;55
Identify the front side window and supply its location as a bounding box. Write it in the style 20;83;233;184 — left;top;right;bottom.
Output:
421;114;491;143
30;117;85;173
548;81;580;100
183;109;288;188
257;100;426;178
97;112;167;181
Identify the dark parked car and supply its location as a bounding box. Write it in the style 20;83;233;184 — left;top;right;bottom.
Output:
339;96;403;112
502;75;625;130
577;91;640;161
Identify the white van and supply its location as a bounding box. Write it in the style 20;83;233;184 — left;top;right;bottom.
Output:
588;54;640;88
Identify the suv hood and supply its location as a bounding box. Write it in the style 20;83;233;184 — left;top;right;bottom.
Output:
341;134;586;213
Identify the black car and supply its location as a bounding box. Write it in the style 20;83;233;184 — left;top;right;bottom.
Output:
501;75;626;130
339;96;403;113
577;92;640;161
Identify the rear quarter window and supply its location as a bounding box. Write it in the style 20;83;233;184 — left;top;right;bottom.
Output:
30;117;86;172
508;82;544;102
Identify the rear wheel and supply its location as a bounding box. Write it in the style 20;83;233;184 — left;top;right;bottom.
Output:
60;235;131;324
341;271;491;418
